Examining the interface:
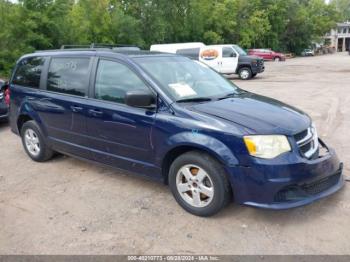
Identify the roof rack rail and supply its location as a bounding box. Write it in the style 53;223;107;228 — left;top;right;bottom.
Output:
60;43;140;49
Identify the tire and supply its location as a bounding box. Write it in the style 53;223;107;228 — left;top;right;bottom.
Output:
21;120;54;162
238;67;252;80
274;57;281;62
169;151;232;217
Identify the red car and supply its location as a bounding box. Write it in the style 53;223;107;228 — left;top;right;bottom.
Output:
248;49;286;61
0;79;10;121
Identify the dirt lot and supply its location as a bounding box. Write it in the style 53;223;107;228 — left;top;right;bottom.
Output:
0;53;349;255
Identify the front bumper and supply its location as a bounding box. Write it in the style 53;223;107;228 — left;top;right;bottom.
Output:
228;143;344;209
252;62;265;74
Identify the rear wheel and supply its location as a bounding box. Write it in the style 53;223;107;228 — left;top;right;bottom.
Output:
274;57;281;62
238;67;252;80
21;120;54;162
169;151;232;217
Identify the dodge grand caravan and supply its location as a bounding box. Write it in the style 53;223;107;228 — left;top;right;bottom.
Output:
8;49;344;216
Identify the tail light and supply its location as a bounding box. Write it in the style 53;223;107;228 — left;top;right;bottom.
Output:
4;87;10;106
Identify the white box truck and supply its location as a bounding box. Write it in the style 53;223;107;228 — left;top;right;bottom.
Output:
150;43;265;80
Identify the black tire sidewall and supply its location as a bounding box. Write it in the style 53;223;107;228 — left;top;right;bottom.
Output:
169;151;231;217
21;121;51;162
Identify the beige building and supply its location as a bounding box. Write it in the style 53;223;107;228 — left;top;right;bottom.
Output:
325;22;350;52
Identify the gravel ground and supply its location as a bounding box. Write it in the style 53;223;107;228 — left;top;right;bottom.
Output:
0;53;349;255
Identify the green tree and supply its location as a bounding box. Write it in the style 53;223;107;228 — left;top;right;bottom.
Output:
0;0;342;76
330;0;350;20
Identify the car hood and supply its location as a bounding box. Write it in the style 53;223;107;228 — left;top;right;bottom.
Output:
188;93;311;135
239;55;262;62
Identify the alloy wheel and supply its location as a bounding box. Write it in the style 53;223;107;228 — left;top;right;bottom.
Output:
24;128;41;157
240;70;250;79
176;164;214;208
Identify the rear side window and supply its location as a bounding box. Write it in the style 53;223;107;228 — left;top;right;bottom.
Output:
95;60;149;104
12;57;45;88
47;57;90;97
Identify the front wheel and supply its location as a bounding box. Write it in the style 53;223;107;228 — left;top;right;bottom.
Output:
238;67;252;80
274;57;281;62
169;151;232;217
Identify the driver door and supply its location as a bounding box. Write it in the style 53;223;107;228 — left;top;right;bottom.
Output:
220;46;238;74
85;58;157;176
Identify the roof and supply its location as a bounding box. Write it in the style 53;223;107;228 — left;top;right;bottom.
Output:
32;49;175;59
337;22;350;27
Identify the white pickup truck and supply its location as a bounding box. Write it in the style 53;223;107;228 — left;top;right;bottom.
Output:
150;43;265;80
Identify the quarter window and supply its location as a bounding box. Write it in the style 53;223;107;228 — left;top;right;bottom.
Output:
95;60;149;104
47;57;90;97
13;57;45;88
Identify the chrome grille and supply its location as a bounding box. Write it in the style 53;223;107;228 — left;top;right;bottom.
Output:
294;125;319;159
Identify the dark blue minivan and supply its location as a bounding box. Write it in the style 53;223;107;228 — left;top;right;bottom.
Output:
8;49;344;216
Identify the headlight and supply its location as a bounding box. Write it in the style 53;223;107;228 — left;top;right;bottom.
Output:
243;135;291;159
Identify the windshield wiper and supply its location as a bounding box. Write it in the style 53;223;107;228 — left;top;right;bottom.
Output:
218;93;238;100
218;90;247;100
176;97;212;103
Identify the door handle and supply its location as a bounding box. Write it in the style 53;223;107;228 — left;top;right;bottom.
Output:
71;105;83;113
88;109;103;117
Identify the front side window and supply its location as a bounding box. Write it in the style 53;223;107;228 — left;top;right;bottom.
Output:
47;57;90;97
137;56;240;102
13;57;45;88
222;47;235;58
95;60;149;104
232;45;247;56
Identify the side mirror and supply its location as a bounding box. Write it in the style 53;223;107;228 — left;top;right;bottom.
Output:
125;89;156;109
231;52;237;57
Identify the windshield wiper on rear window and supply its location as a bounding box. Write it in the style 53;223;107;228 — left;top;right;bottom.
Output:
176;97;212;103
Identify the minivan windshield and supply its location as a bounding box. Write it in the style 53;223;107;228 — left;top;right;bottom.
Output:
232;45;247;56
136;56;240;102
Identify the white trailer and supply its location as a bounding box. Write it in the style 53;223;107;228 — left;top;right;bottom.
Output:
150;42;205;54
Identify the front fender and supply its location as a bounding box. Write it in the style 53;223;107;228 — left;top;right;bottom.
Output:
160;131;239;167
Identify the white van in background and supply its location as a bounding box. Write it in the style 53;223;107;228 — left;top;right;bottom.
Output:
150;42;205;54
150;43;265;80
